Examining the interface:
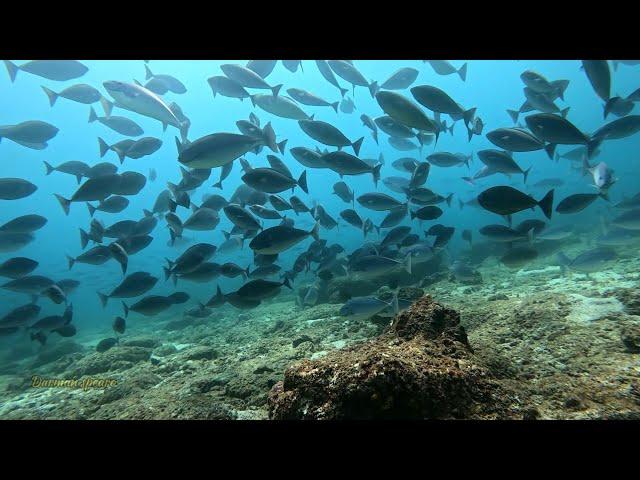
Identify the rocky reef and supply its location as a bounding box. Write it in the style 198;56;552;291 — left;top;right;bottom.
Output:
268;296;520;420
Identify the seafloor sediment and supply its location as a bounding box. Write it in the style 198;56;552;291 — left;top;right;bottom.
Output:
1;240;639;420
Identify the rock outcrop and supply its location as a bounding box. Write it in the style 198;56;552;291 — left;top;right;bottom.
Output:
268;295;518;419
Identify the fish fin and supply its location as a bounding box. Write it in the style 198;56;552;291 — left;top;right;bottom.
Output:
4;60;18;82
41;86;58;107
122;301;129;318
560;107;570;118
282;277;292;290
538;189;555;220
162;122;168;132
144;64;153;80
507;109;519;123
43;161;54;176
372;163;382;187
458;62;468;82
97;292;108;309
351;137;364;156
523;166;531;184
98;137;110;158
298;170;308;194
271;84;283;97
587;138;603;159
100;97;113;117
54;194;71;216
86;203;96;218
544;143;556;160
309;222;320;241
463;107;476;126
368;81;378;99
403;254;412;275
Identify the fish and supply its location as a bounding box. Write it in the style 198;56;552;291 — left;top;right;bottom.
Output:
478;186;554;220
611;208;640;230
339;295;399;322
103;80;183;132
207;76;250;100
350;255;411;279
357;193;405;211
0;257;38;279
242;168;308;194
287;88;338;113
249;223;320;255
41;83;102;107
556;193;606;214
327;60;376;97
477;150;530;183
0;215;47;234
425;60;467;81
582;60;611;102
375;91;437;135
298;119;363;155
0;121;59;149
221;64;282;96
122;292;189;318
177;133;264;169
315;60;349;97
88;107;143;136
4;60;88;82
0;304;41;329
246;60;278;79
556;247;617;275
43;160;90;184
380;68;419;90
96;337;119;353
321;151;381;185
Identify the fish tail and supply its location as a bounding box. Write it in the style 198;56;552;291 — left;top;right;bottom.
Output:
368;81;378;99
66;255;75;270
277;139;288;155
523;166;532;184
309;222;320;241
122;301;129;318
86;203;96;218
458;62;468;82
41;86;58;107
100;97;113;117
351;136;364;156
97;137;110;158
144;64;153;80
372;163;382;187
507;109;519;124
331;101;339;114
97;292;109;308
298;170;308;194
43;161;55;176
538;189;555;220
544;143;556;160
54;194;71;216
88;106;97;123
3;60;18;82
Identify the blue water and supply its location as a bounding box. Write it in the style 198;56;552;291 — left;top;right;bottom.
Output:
0;59;638;334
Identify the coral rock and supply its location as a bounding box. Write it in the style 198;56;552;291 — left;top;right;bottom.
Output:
268;295;515;420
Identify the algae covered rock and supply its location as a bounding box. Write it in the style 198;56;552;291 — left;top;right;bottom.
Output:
268;296;516;420
68;346;152;376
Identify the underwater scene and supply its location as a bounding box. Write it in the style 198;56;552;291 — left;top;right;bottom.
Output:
1;59;639;420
